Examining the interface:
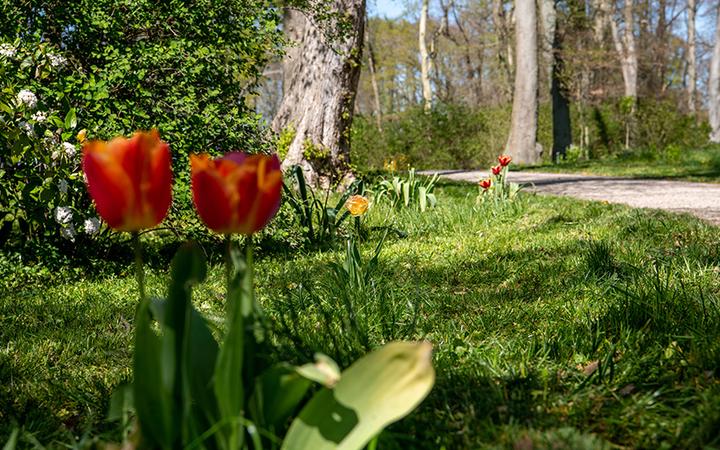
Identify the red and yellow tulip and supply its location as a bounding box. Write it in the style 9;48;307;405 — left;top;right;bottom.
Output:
82;130;172;231
479;178;492;190
491;165;502;176
190;152;282;235
498;155;512;167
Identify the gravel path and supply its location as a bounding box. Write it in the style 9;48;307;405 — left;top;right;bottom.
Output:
425;170;720;225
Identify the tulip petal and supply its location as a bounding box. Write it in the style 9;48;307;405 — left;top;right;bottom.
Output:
83;142;132;229
191;156;234;233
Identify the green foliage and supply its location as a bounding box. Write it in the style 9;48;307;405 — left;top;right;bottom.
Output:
0;0;282;252
277;125;297;161
283;165;364;248
352;103;510;170
275;236;421;366
125;241;434;449
580;99;709;157
5;183;720;448
375;169;438;212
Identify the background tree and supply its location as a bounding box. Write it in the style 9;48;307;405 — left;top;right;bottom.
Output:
506;0;540;164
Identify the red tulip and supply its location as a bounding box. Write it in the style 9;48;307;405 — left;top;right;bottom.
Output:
479;178;492;190
82;130;172;231
498;155;512;167
190;152;282;235
491;165;502;176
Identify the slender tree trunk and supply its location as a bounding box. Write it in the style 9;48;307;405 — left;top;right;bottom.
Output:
419;0;433;111
506;0;540;164
551;12;571;162
367;39;383;131
493;0;514;99
687;0;697;114
272;1;366;186
609;0;638;100
709;6;720;142
539;0;557;92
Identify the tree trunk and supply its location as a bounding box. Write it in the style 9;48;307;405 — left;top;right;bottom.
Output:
272;1;366;186
709;6;720;142
551;11;571;162
609;0;638;99
686;0;696;114
419;0;433;111
506;0;540;165
493;0;514;100
366;39;383;131
539;0;557;93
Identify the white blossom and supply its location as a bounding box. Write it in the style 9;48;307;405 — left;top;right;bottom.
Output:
54;206;73;224
60;223;76;242
17;90;37;109
0;44;15;58
63;142;77;158
31;111;48;123
58;179;69;194
84;217;101;235
18;120;34;137
51;150;61;161
47;53;66;68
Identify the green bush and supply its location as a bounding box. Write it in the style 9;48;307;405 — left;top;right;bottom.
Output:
0;0;283;262
351;103;512;170
352;99;709;170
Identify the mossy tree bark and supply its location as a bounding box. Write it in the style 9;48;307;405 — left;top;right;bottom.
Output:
272;1;366;187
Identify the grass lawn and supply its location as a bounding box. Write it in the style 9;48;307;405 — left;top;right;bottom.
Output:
2;181;720;448
523;147;720;183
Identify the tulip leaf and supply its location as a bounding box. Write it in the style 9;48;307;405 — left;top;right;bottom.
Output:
133;300;177;449
214;243;254;447
282;341;435;450
3;428;19;450
249;364;312;431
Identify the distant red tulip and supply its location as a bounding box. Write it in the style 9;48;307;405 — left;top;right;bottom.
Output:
479;178;492;190
498;155;512;167
491;165;502;176
82;130;172;231
190;152;282;235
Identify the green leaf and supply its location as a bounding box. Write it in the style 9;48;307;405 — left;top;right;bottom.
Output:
64;108;77;129
296;353;341;388
3;428;19;450
133;300;177;449
282;341;435;450
418;186;427;212
250;364;312;431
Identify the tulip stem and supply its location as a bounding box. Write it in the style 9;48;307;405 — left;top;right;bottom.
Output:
225;235;232;298
133;232;146;303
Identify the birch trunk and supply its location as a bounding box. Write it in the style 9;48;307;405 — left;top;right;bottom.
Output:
709;7;720;142
493;0;514;99
609;0;638;99
687;0;696;114
539;0;557;92
506;0;540;165
272;1;366;186
367;39;383;131
419;0;433;111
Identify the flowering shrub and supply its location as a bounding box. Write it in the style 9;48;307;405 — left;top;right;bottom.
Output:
0;41;98;247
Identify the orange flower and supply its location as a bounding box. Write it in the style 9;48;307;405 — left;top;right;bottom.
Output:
498;155;512;167
82;130;172;231
491;165;502;176
479;178;492;190
190;152;282;235
345;195;369;216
